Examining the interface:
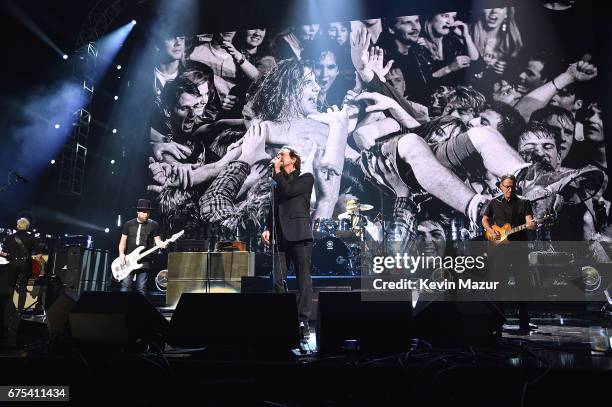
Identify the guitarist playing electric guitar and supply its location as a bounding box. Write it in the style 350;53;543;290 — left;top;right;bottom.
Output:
118;199;167;294
482;174;537;333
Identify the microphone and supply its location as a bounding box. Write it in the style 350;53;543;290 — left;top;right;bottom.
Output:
268;162;276;180
13;171;29;184
269;159;278;173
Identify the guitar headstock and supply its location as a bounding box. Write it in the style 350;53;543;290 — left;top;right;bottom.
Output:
168;229;185;243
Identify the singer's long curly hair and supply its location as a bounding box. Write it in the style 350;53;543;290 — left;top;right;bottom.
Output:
249;58;315;122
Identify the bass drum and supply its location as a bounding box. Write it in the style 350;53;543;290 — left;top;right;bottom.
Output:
312;236;349;276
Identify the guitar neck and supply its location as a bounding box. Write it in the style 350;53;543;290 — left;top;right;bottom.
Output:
508;223;528;235
508;217;544;236
131;231;183;262
135;245;160;261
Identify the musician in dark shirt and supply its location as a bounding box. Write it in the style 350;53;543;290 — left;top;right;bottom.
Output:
0;217;43;348
118;199;166;294
0;218;43;310
482;174;537;332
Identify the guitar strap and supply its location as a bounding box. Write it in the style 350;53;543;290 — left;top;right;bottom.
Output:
511;197;521;229
13;235;30;262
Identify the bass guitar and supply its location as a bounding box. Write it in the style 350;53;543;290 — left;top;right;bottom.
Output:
111;230;184;281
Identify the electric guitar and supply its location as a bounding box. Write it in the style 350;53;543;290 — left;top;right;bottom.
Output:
485;214;554;245
0;253;47;277
111;230;184;281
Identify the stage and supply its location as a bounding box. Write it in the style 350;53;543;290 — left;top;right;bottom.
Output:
2;310;612;406
3;0;612;404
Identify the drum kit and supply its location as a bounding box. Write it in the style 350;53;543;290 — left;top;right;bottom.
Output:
311;199;373;276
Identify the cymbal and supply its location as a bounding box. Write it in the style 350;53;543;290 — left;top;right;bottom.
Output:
344;203;374;211
338;210;371;219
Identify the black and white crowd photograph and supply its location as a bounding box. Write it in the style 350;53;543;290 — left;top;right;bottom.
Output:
1;0;612;405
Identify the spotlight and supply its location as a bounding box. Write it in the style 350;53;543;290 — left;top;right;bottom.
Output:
112;128;117;134
110;159;115;164
116;64;122;70
50;159;55;165
63;54;68;60
114;95;119;100
104;228;110;233
131;20;137;25
54;123;60;129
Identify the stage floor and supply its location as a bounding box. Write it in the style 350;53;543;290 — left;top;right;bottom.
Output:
8;309;612;356
3;311;612;406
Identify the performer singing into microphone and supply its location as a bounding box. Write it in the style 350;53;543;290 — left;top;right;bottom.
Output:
262;146;315;339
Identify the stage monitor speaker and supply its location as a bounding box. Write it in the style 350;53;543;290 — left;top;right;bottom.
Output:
316;291;414;355
46;289;79;338
413;294;504;346
16;319;48;348
69;292;168;345
168;293;300;352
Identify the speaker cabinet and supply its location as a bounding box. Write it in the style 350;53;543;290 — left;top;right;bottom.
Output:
46;289;79;338
53;246;109;294
69;292;168;345
166;252;255;306
413;295;505;346
317;291;414;354
168;293;299;353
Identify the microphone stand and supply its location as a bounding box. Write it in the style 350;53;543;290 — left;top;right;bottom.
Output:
269;167;278;292
380;191;387;258
0;171;26;193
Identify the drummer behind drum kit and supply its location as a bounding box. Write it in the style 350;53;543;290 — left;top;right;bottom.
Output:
311;199;373;276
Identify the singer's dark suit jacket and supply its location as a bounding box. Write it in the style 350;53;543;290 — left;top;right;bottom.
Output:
265;170;314;242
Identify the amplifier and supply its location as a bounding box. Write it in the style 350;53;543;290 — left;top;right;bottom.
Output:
59;235;93;249
216;241;247;252
53;245;109;294
528;251;573;266
12;278;46;312
174;239;209;252
166;252;255;306
532;263;585;301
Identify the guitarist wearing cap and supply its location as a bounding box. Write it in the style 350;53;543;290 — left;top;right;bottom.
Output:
482;174;537;333
118;199;167;294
